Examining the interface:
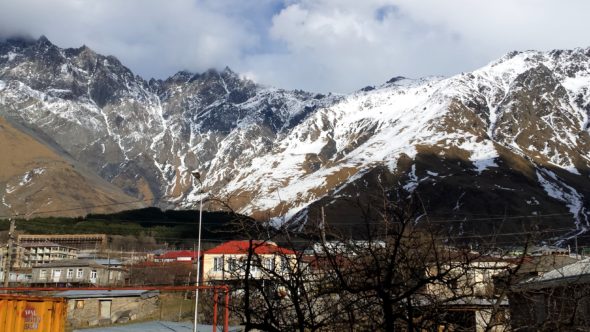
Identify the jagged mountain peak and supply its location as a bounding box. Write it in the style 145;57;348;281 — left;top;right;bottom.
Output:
36;35;51;46
165;70;194;83
165;66;241;84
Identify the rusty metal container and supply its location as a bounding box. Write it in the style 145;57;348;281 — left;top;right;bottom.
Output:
0;295;66;332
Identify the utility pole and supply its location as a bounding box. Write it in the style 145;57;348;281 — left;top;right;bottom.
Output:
320;206;327;244
107;250;111;285
192;171;205;332
3;218;16;287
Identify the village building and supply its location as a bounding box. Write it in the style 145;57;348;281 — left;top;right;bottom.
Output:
201;240;297;284
20;241;78;266
154;250;199;263
52;289;159;328
425;256;514;332
0;243;33;285
30;259;127;286
0;243;30;268
508;257;590;331
18;234;108;250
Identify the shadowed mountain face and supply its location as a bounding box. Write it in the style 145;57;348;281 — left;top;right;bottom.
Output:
1;36;589;240
0;116;142;217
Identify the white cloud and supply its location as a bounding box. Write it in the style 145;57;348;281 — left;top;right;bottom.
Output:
244;0;471;92
0;0;262;78
1;0;590;93
247;0;590;92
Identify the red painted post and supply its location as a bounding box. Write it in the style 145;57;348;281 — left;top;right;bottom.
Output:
212;289;218;332
224;287;230;332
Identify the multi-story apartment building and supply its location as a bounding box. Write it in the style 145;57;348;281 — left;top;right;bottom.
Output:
0;243;30;268
21;241;78;266
17;234;108;250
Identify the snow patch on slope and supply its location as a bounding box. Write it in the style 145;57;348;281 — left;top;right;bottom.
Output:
536;168;588;228
458;137;498;173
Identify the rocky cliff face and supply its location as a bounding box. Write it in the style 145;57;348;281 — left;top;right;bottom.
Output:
1;36;589;239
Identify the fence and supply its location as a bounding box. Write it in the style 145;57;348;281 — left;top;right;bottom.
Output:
0;285;231;332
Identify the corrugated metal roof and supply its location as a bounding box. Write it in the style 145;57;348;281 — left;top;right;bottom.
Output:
33;259;124;270
521;257;590;284
93;259;122;266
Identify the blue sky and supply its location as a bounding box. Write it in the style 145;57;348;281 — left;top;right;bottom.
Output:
1;0;590;93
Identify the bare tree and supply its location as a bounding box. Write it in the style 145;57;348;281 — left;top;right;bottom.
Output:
210;192;541;332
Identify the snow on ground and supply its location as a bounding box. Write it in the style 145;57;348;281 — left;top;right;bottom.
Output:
403;164;418;192
457;136;498;173
221;78;454;222
536;168;588;228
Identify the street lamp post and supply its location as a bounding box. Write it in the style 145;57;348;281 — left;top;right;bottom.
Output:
192;171;204;332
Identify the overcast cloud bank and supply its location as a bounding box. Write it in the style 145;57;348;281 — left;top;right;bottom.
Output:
1;0;589;92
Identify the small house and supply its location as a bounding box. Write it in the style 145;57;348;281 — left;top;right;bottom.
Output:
31;259;127;286
53;289;159;328
202;240;296;283
509;257;590;331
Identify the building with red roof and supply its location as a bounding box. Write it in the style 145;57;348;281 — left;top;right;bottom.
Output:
201;240;297;283
154;250;199;263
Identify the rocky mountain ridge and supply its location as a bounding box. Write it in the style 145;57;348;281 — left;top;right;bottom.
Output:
1;36;589;241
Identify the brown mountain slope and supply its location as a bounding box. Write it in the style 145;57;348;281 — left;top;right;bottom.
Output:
0;116;144;218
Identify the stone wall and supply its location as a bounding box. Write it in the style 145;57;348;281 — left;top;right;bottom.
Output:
66;295;159;328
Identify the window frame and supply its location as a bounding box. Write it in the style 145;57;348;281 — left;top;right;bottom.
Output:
213;256;224;272
263;257;275;271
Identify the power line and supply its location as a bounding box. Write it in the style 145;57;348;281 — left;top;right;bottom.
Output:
0;196;583;245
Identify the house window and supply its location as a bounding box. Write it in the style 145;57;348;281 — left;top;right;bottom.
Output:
39;269;47;279
280;257;289;271
66;269;74;279
90;270;97;280
52;269;62;279
227;258;237;272
263;258;275;271
76;268;83;279
213;257;224;271
250;258;258;272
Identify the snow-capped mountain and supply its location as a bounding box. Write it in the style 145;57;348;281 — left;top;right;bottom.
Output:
1;36;589;238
